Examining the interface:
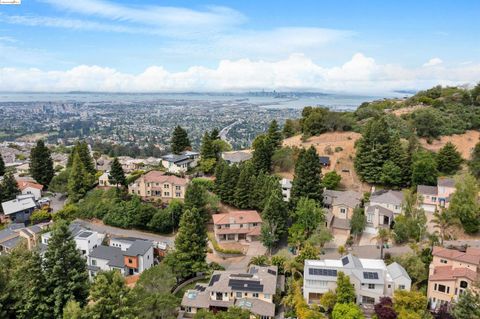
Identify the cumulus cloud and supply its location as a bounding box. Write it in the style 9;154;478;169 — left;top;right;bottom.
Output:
2;53;479;94
423;57;443;67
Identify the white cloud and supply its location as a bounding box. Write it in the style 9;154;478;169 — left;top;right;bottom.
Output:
423;57;443;67
2;53;479;93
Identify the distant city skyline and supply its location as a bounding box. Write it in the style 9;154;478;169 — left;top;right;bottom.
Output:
1;0;480;93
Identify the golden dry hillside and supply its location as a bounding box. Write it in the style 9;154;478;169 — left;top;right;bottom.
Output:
282;132;370;192
420;130;480;160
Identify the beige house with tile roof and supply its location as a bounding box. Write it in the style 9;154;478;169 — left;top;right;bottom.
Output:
212;210;262;242
324;190;362;236
128;170;188;202
427;246;480;310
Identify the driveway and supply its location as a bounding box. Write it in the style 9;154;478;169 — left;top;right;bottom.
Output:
322;244;413;260
49;193;67;212
74;219;175;246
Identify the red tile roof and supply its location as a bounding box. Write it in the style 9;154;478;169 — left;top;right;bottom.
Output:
432;246;480;265
429;265;478;282
142;171;188;185
212;210;262;225
17;180;43;191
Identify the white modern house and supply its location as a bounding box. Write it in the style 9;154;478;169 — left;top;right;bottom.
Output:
304;254;411;305
280;178;292;202
161;151;199;174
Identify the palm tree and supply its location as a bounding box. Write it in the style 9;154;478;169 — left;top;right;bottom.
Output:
432;209;460;246
371;228;391;259
284;259;303;279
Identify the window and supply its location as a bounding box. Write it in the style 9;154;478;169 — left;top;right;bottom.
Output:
340;208;346;214
361;296;375;304
253;293;259;298
399;285;405;290
460;281;468;289
164;184;169;189
367;213;373;223
432;196;437;202
440;259;448;264
253;223;258;227
388;284;391;288
437;284;446;293
164;192;170;196
91;259;97;266
264;294;270;299
175;192;181;197
147;191;150;195
176;186;181;190
368;284;375;289
236;292;242;298
128;258;133;263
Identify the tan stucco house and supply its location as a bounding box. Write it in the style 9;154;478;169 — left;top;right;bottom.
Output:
128;171;188;202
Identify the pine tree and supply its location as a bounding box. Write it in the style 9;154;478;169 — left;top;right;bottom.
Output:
210;128;220;140
67;153;88;202
214;160;227;193
282;119;296;138
171;125;191;154
234;162;255;209
84;270;133;318
43;220;89;318
437;142;463;175
10;249;49;319
1;171;20;201
411;151;438;186
267;120;282;149
184;182;208;221
470;141;480;180
30;140;54;187
62;300;82;319
165;208;207;279
291;146;323;206
261;188;288;253
220;165;239;205
68;142;95;174
109;157;126;187
389;134;411;186
0;154;5;177
252;135;274;173
200;131;216;160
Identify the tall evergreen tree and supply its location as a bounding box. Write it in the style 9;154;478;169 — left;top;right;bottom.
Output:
234;162;255;209
171;125;191;154
109;157;127;187
210;128;220;140
165;208;207;279
354;116;394;184
411;151;438;186
214;160;227;193
469;141;480;180
30;140;54;187
67;153;88;202
0;154;5;177
200;131;216;160
43;221;89;318
68;142;95;174
184;182;208;221
260;188;288;253
282;119;296;138
1;171;20;201
219;164;240;205
290;146;323;206
437;142;463;175
251;135;274;173
267;120;282;149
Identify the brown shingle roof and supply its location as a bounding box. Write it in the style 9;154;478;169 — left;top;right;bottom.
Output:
141;171;188;185
212;210;262;225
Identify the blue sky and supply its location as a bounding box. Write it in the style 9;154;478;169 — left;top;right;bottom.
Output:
1;0;480;92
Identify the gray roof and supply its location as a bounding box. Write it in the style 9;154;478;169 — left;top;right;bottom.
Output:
27;225;43;234
235;298;276;317
1;197;36;215
341;254;364;269
124;240;153;256
161;153;192;164
366;205;394;217
0;228;17;242
370;190;403;206
324;190;362;208
1;236;22;249
438;177;455;188
69;222;87;237
387;262;411;281
90;245;125;268
417;185;437;196
7;223;25;230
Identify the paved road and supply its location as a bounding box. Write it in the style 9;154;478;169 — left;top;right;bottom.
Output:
75;219;175;245
49;193;67;212
219;120;240;143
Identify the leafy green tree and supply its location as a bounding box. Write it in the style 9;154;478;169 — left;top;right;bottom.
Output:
393;290;429;319
452;290;480;319
260;188;288;254
282;119;298;138
0;154;5;176
30;209;51;224
200;131;216;160
448;174;480;234
291;197;324;238
432;209;460;245
68;152;89;202
411;151;438;186
171;125;191;154
1;171;19;201
43;220;89;318
84;270;133;318
380;160;404;188
248;255;270;267
307;225;333;249
350;207;366;241
234;162;255;209
393;253;428;288
184;182;208;220
295;242;318;265
199;158;217;175
332;303;364;319
469;141;480;180
322;171;342;190
49;169;70;193
62;300;83;319
267;120;282;149
30;140;54;187
164;208;207;279
251;134;274;173
437;142;463;175
335;272;356;304
372;228;391;259
109;157;127;187
411;108;443;138
291;146;323;206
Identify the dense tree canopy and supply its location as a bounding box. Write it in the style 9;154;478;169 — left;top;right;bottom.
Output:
436;142;463;175
291;146;323;206
109;157;127;187
171;125;191;154
448;174;480;234
30;140;54;187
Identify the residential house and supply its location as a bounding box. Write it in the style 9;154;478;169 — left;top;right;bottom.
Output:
221;150;253;165
181;265;281;319
280;178;292;202
87;237;154;278
427;246;480;310
364;190;403;234
304;254;411;305
1;195;37;223
128;170;188;202
212;210;262;243
17;180;43;200
324;190;362;237
161;151;199;174
15;162;30;176
0;222;50;254
417;177;456;213
319;156;331;167
98;172;114;188
42;222;105;257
